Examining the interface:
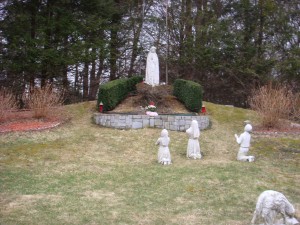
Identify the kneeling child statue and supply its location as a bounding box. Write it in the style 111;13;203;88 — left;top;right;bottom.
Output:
234;123;255;162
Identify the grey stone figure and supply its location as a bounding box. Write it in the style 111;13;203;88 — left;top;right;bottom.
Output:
251;190;299;225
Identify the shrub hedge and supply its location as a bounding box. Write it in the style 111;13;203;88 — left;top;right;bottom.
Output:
97;76;143;111
173;79;203;112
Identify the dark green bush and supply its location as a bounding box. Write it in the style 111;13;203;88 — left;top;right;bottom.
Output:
173;79;203;112
97;76;143;111
127;76;143;92
173;79;185;100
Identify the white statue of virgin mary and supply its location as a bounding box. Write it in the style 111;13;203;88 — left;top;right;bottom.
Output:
145;46;159;86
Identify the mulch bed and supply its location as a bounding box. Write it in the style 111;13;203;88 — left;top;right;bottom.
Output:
0;110;63;133
0;119;61;133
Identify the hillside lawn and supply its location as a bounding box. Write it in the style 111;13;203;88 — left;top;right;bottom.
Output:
0;101;299;225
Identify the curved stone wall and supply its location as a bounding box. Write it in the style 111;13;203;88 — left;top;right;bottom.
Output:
93;113;210;131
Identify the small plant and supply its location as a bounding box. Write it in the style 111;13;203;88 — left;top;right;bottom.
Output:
23;84;64;119
0;88;17;121
145;102;157;112
249;83;299;128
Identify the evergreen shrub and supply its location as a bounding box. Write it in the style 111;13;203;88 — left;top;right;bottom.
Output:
127;76;143;92
97;76;143;111
173;79;203;112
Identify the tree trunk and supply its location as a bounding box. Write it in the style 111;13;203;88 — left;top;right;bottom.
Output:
83;59;89;100
41;0;54;87
195;0;207;48
185;0;193;76
256;0;264;59
75;64;79;93
128;4;144;77
62;37;69;90
89;48;97;100
109;0;121;81
29;0;38;89
178;0;186;76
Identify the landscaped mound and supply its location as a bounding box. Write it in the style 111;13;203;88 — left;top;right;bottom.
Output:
110;83;196;115
97;78;203;115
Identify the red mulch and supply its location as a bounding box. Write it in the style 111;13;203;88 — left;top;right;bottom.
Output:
0;120;61;133
0;110;63;133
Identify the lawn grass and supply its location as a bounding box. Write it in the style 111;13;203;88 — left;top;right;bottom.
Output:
0;101;299;225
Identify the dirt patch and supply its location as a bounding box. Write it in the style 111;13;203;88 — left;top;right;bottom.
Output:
83;190;120;202
280;148;300;153
253;123;300;136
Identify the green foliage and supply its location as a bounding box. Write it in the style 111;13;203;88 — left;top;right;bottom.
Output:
1;0;300;106
173;79;203;112
126;76;144;92
97;76;143;111
97;79;127;112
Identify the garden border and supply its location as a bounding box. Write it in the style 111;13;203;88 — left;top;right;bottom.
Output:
93;113;210;131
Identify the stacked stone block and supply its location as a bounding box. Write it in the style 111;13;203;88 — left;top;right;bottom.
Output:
94;113;210;131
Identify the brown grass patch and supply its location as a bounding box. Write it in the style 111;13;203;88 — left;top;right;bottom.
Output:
1;194;62;215
83;190;121;205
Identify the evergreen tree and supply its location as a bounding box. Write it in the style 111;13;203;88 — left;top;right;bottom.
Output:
0;0;298;105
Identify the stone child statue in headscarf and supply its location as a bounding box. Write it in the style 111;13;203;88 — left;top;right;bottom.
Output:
186;120;202;159
145;46;159;86
156;129;171;165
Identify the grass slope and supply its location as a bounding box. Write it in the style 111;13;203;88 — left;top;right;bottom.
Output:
0;101;299;225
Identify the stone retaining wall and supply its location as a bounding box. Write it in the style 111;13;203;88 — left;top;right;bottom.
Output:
93;113;210;131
